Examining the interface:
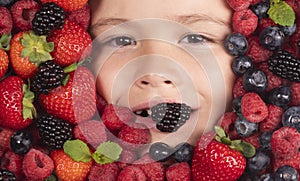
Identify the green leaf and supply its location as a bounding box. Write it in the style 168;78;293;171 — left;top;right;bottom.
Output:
236;141;256;158
270;0;281;3
63;140;92;162
92;141;122;164
21;84;36;120
268;1;296;26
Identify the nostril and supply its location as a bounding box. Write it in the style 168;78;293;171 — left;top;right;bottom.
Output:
141;81;149;85
164;80;172;84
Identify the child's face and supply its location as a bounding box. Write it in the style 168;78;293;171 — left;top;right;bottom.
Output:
89;0;234;147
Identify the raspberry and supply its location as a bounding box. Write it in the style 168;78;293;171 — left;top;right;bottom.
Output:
273;152;300;172
73;120;107;149
291;82;300;106
88;162;120;181
133;153;165;181
119;149;138;164
259;105;283;132
241;92;268;123
0;128;14;150
218;112;240;139
10;0;40;31
246;36;273;63
117;165;147;181
226;0;251;11
241;131;260;149
22;148;54;180
0;7;12;35
166;162;192;181
232;9;258;37
118;123;151;150
257;62;283;92
233;77;247;98
0;151;24;180
96;93;107;116
250;0;262;5
271;126;300;159
256;18;277;34
101;104;135;131
67;4;90;30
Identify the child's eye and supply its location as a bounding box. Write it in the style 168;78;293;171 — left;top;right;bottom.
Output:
106;36;137;47
179;34;209;45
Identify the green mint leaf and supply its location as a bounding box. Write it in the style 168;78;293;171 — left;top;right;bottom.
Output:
270;0;281;4
63;140;92;162
92;141;122;164
268;1;295;26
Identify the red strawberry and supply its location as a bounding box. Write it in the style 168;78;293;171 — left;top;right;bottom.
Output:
259;105;283;132
73;120;107;149
39;66;96;124
0;76;35;130
232;9;258;37
233;77;246;98
88;162;120;181
51;149;92;181
192;131;247;181
166;162;191;181
0;49;9;80
0;7;13;35
10;0;40;31
1;151;24;180
117;165;147;181
48;20;92;66
241;92;268;123
101;104;135;131
67;4;90;30
41;0;88;12
22;148;54;181
0;128;14;150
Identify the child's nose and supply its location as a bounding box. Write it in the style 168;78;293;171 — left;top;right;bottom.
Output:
135;75;175;89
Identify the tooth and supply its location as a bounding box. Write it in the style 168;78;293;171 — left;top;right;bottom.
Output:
135;111;142;115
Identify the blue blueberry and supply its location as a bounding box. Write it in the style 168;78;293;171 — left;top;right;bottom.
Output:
235;116;259;137
268;86;292;108
225;33;248;56
279;23;297;36
274;165;298;181
259;131;273;150
247;149;271;173
250;1;270;19
260;173;275;181
282;106;300;132
10;130;33;155
149;142;173;162
259;26;285;51
232;96;242;114
232;56;254;76
0;0;16;7
243;69;268;94
173;142;194;163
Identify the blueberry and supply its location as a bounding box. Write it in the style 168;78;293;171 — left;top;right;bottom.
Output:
225;33;248;56
259;131;273;150
274;165;298;181
243;69;268;93
247;149;270;173
260;173;275;181
232;96;242;114
149;142;173;162
232;56;254;75
0;0;16;7
173;142;194;163
268;86;292;108
10;130;33;155
250;1;270;19
279;23;297;36
282;106;300;132
235;116;258;137
259;26;285;51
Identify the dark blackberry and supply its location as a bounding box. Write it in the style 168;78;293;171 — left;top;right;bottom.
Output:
37;114;73;150
151;103;192;132
32;2;66;36
31;61;65;95
268;50;300;82
0;169;16;181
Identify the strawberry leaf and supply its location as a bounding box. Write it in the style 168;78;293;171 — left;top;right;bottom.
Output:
22;84;36;119
236;141;256;158
63;140;92;162
92;141;122;164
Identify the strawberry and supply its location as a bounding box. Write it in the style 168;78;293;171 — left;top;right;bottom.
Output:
48;20;92;67
9;31;54;79
39;66;96;124
41;0;88;12
51;149;92;181
0;50;9;80
0;76;36;130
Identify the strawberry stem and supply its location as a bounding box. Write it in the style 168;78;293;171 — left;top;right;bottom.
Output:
22;84;37;119
0;33;11;51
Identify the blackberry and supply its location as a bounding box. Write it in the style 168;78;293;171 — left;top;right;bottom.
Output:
32;2;66;36
37;114;73;150
151;103;192;132
0;169;16;181
31;61;65;95
268;50;300;82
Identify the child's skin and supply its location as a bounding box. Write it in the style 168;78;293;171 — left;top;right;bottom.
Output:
89;0;235;148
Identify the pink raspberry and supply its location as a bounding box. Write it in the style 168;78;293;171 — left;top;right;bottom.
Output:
291;82;300;106
0;7;13;35
101;104;135;131
67;4;90;30
119;149;138;164
96;93;107;116
273;152;300;172
241;131;260;149
232;9;258;37
218;112;240;139
259;105;283;132
117;165;147;181
10;0;40;31
166;162;191;181
246;36;273;63
250;0;262;5
271;126;300;159
257;62;283;91
1;151;24;180
88;162;120;181
0;128;14;150
241;92;268;123
73;120;107;149
226;0;251;11
256;18;277;34
22;148;54;181
233;77;246;98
